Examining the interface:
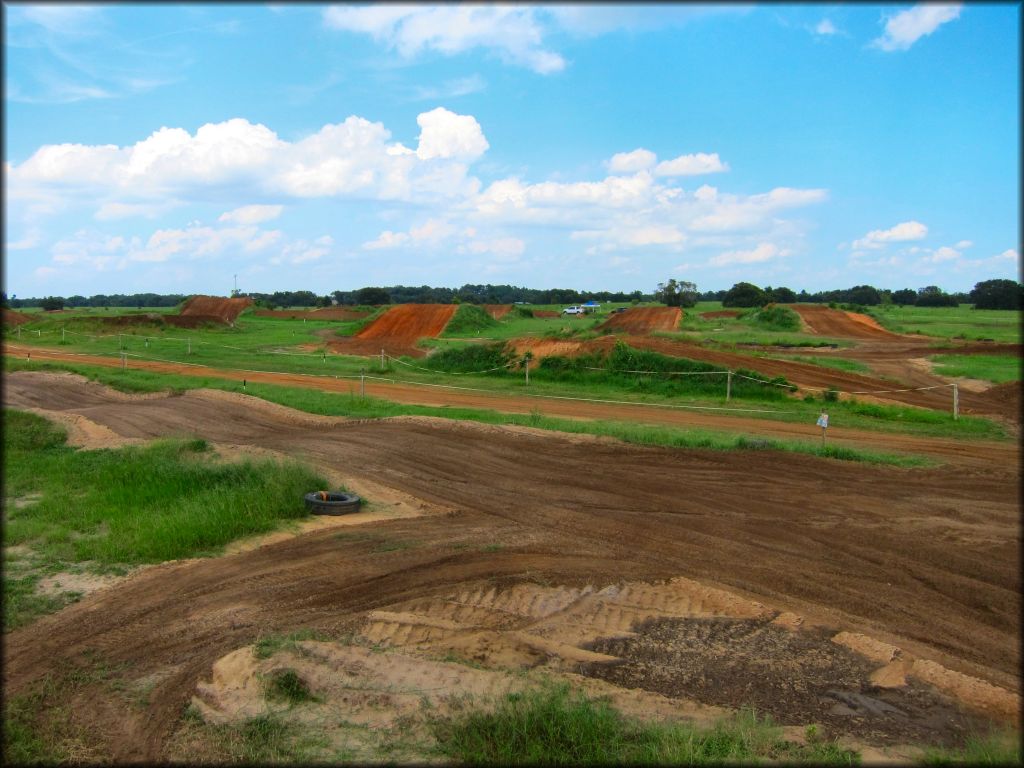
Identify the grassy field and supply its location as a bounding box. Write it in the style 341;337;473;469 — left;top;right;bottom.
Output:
2;408;328;631
869;304;1021;343
929;354;1021;384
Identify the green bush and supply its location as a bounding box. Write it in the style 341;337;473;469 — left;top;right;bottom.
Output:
743;305;801;331
424;342;514;373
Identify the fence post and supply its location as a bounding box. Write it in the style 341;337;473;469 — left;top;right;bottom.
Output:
953;383;959;420
381;348;385;370
62;327;65;342
188;338;191;355
17;326;21;339
121;351;126;370
360;367;366;397
726;370;732;401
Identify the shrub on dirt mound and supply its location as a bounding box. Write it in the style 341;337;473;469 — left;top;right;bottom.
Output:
179;295;253;323
424;342;514;373
742;304;801;331
442;304;500;336
534;340;794;400
510;306;535;319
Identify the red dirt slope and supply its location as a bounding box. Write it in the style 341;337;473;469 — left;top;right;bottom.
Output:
326;304;457;358
179;296;253;324
791;305;901;340
2;309;33;327
484;304;513;320
600;307;682;334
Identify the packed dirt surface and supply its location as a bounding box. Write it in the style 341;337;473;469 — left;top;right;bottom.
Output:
792;304;904;340
599;306;682;333
2;308;33;326
253;307;370;321
483;304;513;319
325;304;457;358
533;309;560;317
700;309;741;319
3;371;1019;762
178;295;253;324
4;343;1018;467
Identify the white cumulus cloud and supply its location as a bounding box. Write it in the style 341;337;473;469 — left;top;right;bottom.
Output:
852;220;928;250
415;107;489;160
873;4;962;52
607;148;657;174
654;152;728;177
815;19;838;35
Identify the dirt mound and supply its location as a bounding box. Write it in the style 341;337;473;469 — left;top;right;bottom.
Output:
700;310;741;319
253;308;370;321
484;304;513;320
179;296;253;324
791;305;902;340
325;304;456;358
3;309;34;326
600;307;682;334
534;310;560;318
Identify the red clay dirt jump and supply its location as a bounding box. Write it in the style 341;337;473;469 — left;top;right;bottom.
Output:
2;308;33;326
177;296;253;324
325;304;457;358
791;304;903;340
1;370;1019;762
600;306;682;334
484;304;513;320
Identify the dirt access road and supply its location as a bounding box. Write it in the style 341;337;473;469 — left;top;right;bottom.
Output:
3;371;1019;761
4;343;1017;467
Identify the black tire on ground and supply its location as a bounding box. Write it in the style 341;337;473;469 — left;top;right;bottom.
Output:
304;491;362;515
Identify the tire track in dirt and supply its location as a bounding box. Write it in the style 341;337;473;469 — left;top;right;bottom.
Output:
2;372;1019;759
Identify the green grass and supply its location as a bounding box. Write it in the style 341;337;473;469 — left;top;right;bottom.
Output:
870;304;1021;343
3;408;327;630
786;355;873;374
921;729;1022;765
740;305;802;332
929;354;1021;384
431;683;860;765
442;303;500;336
253;629;331;660
263;669;319;704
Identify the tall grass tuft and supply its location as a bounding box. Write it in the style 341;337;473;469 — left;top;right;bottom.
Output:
431;683;860;765
442;304;500;336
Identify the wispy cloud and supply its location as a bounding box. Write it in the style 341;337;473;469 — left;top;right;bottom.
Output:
873;4;962;52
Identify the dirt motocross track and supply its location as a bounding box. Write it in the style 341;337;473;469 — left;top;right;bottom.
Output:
599;306;682;333
3;371;1020;762
791;304;904;340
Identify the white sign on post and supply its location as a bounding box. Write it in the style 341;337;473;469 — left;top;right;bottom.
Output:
816;413;829;429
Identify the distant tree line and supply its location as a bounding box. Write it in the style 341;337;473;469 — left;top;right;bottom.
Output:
4;293;187;310
4;279;1019;312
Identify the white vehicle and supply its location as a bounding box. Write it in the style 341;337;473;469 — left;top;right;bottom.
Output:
562;305;585;315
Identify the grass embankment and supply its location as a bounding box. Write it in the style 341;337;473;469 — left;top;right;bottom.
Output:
929;354;1021;384
441;304;500;336
869;305;1021;343
4;358;939;473
2;408;327;631
432;684;859;765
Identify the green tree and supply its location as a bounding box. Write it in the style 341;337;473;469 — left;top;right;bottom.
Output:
355;287;391;305
916;285;959;307
39;296;65;311
892;288;917;305
722;282;767;308
970;279;1022;310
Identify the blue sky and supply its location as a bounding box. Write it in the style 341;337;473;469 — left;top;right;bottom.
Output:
4;3;1020;298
